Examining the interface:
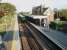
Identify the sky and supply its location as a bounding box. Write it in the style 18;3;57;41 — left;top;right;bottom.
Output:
1;0;67;12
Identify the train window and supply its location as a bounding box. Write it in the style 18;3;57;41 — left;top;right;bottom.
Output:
34;19;40;25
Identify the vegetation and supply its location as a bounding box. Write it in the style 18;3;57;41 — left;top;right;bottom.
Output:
54;8;67;21
49;21;64;30
0;3;16;35
52;8;67;33
59;9;67;21
0;3;16;17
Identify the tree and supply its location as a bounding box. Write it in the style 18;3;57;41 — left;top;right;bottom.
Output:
54;8;67;21
0;3;16;17
59;9;67;21
54;8;60;19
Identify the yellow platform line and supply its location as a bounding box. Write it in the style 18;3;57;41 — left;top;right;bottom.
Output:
11;40;16;50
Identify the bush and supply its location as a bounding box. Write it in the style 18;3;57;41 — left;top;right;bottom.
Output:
49;21;64;30
60;16;67;21
49;22;57;29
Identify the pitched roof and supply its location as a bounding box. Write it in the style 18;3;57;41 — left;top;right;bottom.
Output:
32;5;48;15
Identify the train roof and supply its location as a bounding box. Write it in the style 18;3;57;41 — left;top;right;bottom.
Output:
30;15;48;19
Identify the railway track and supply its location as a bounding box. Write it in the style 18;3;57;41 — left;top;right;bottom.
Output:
19;20;41;50
18;17;62;50
26;22;62;50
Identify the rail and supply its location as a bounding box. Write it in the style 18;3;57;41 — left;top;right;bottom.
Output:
27;22;67;50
